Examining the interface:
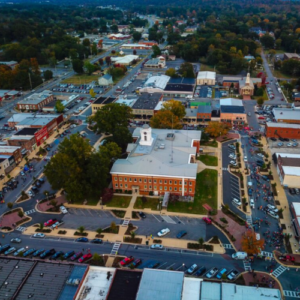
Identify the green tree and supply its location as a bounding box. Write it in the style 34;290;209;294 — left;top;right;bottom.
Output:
161;100;186;119
39;223;44;230
96;228;102;235
44;134;111;203
84;61;96;75
55;100;65;113
18;211;24;218
110;221;117;232
257;97;264;106
132;31;142;42
78;226;85;234
165;68;178;78
44;70;53;80
72;59;84;74
152;45;161;57
82;38;90;47
130;231;136;239
7;202;13;209
179;62;195;78
260;34;274;48
198;237;204;247
110;24;118;33
91;103;133;147
91;43;97;55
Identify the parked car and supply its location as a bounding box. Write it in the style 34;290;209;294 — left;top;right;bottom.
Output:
205;267;218;278
63;251;75;259
227;269;239;280
32;249;45;257
32;233;45;238
289;188;296;195
195;266;206;277
23;248;36;257
91;239;103;244
70;252;83;261
229;160;237;166
277;142;284;147
157;228;170;237
229;153;236;159
267;204;278;213
187;264;198;275
257;153;264;158
40;249;55;258
244;156;247;162
270;138;277;141
52;251;64;259
60;206;68;214
132;259;142;267
248;188;253;196
176;230;187;239
287;143;293;147
44;219;57;227
232;198;241;206
5;247;17;255
292;142;298;147
216;268;227;279
150;244;164;250
120;256;134;266
13;247;26;256
138;212;146;218
11;238;21;243
250;199;255;209
78;253;92;263
267;210;279;219
279;255;295;262
202;217;212;224
76;237;89;242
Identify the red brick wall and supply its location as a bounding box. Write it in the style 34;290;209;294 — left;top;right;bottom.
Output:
223;82;239;88
112;174;196;196
197;112;211;120
193;140;200;152
266;125;300;139
7;137;36;151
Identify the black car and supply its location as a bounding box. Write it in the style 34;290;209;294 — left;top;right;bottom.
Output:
40;249;55;258
35;181;41;187
138;212;146;218
289;188;296;195
283;138;289;142
38;178;45;184
279;138;285;142
31;186;38;191
256;160;264;166
91;239;103;244
52;251;64;259
270;137;277;141
195;266;206;277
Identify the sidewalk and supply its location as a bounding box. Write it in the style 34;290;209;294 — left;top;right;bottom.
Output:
260;136;299;253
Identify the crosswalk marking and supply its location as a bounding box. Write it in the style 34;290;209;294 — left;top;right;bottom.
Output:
24;209;36;216
122;219;130;227
283;290;300;298
243;260;252;272
260;251;273;258
16;226;26;232
222;243;234;249
161;215;177;224
222;167;229;171
111;242;121;255
271;265;287;278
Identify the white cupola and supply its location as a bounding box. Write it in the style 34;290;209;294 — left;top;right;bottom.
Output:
139;124;153;146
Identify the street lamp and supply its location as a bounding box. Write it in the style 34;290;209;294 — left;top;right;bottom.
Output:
182;263;185;271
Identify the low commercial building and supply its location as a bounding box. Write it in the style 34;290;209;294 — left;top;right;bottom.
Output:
98;73;113;86
17;90;53;111
196;71;216;86
220;98;246;125
121;43;152;50
131;93;163;119
91;96;116;114
8;113;61;128
265;122;300;139
0;90;21;102
284;53;300;61
139;41;158;47
111;54;139;66
0;156;11;176
291;202;300;238
0;146;22;162
273;108;300;124
7;128;39;153
276;153;300;188
0;61;18;69
108;33;131;40
144;56;166;68
111;125;200;196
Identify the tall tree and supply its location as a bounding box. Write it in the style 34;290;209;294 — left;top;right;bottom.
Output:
205;122;229;138
132;31;142;42
179;62;195;78
241;230;265;255
44;70;53;80
55;100;65;113
150;110;182;129
72;59;84;74
161;100;186;119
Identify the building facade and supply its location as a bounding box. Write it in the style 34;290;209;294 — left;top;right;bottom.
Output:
17;91;54;111
265;123;300;139
111;126;201;196
277;154;300;188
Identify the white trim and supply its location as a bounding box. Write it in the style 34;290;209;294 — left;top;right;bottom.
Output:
111;172;196;180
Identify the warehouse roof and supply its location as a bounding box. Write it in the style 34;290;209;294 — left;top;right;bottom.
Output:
18;90;52;105
197;71;216;80
273;108;300;121
17;117;55;126
8;113;58;124
144;75;170;90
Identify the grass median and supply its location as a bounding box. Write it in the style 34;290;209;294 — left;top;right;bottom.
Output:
197;154;218;166
133;197;160;211
167;169;218;215
105;195;132;208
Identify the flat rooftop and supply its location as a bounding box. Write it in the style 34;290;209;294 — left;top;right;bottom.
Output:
221;105;245;114
132;93;162;110
0;146;21;152
93;96;116;105
164;83;194;92
107;269;142;300
14;128;39;136
75;266;116;300
273;108;300;121
8;113;59;124
17;117;55;127
18;90;52;105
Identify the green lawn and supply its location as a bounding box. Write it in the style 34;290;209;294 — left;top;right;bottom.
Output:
200;64;215;72
167;169;218;215
133;197;160;211
105;195;132;208
61;74;100;84
201;140;218;148
197;154;218;166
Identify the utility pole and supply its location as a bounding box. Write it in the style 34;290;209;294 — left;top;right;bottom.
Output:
28;73;33;90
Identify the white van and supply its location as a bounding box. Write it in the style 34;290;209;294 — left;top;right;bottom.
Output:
232;252;247;260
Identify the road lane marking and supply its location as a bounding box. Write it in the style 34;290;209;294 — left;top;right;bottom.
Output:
271;265;287;278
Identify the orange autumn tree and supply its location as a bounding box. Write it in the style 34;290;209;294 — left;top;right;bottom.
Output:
241;230;265;255
205;122;229;138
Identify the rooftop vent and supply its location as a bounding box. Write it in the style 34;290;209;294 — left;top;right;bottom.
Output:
159;144;165;149
166;133;175;141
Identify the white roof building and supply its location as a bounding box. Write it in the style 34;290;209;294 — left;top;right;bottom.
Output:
220;98;244;106
111;54;139;65
273;108;300;122
196;71;216;85
139;75;170;93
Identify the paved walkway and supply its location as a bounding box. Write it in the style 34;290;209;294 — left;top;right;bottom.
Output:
0;209;29;229
242;271;280;290
37;195;67;213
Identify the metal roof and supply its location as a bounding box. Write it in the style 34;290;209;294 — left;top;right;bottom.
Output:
136;269;184;300
168;77;196;85
197;105;212;113
132;93;162;110
273;108;300;121
164;83;194;92
220;98;243;106
182;278;201;300
197;71;216;80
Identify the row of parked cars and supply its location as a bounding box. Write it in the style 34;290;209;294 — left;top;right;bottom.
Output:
0;243;93;263
28;177;45;197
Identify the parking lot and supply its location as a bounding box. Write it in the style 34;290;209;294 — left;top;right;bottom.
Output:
194;86;213;98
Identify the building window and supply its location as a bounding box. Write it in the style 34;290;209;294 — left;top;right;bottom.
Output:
149;179;152;183
189;182;192;186
144;179;147;183
174;181;177;185
154;186;157;190
154;179;157;183
189;188;192;192
139;178;142;182
129;178;132;182
115;184;118;187
124;178;127;182
115;177;117;181
160;186;162;190
134;178;137;182
169;180;172;184
120;184;123;187
179;188;182;191
185;188;187;191
144;185;147;189
179;181;182;185
149;185;152;189
164;186;167;190
119;177;122;181
159;180;162;184
169;187;172;191
125;184;127;188
174;187;177;191
164;180;167;184
184;181;187;185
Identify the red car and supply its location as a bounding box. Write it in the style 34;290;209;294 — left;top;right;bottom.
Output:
279;255;295;262
202;217;212;225
258;116;265;120
44;219;57;227
78;253;92;263
120;256;134;266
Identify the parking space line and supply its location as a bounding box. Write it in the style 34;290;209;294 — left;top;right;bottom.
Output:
87;209;94;216
174;216;185;225
157;262;168;269
166;263;176;270
175;265;184;271
152;214;161;222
